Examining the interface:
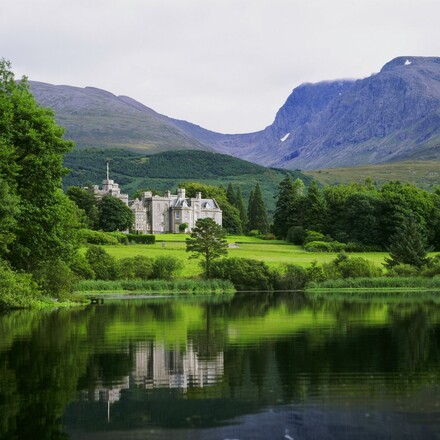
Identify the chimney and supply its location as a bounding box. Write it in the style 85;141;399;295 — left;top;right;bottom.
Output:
178;188;186;199
196;191;202;199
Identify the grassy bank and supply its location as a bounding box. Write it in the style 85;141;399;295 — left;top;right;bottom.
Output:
96;236;388;278
73;278;235;295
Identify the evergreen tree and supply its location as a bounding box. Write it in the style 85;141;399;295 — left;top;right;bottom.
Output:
273;174;297;239
226;183;237;206
385;214;431;268
248;183;269;234
303;180;328;233
235;185;248;232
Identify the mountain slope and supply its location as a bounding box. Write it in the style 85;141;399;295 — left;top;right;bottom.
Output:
29;81;212;153
30;56;440;170
176;57;440;169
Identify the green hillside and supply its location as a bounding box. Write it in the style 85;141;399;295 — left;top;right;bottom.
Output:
64;149;312;213
305;160;440;190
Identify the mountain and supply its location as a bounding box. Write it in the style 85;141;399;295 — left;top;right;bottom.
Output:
29;81;212;153
30;56;440;170
177;56;440;169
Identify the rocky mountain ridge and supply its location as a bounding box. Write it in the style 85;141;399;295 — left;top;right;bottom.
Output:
30;56;440;169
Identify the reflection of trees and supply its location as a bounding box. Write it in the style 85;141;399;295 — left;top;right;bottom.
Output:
389;303;440;374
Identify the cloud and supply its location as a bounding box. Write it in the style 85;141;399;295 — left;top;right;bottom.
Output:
1;0;440;132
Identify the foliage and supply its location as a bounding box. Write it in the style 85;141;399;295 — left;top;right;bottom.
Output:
384;214;431;269
0;260;41;310
210;257;276;291
179;222;188;233
98;195;134;232
79;228;119;245
247;183;269;234
34;258;77;297
66;186;99;229
277;264;308;290
0;60;79;275
286;226;307;244
272;174;297;239
117;255;154;280
151;255;184;280
126;233;156;244
323;252;382;279
304;241;334;252
74;278;235;294
85;245;117;280
186;218;228;278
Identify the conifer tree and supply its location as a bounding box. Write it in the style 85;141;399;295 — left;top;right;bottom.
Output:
235;185;248;232
303;180;328;233
226;183;237;206
247;183;269;234
273;174;298;239
385;214;431;268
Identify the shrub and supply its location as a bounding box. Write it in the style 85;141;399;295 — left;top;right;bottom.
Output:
117;255;154;280
304;230;326;244
85;245;117;280
34;259;77;297
179;223;188;233
0;260;41;310
127;234;156;244
79;228;119;245
152;256;183;280
387;263;421;277
108;231;129;244
261;233;277;240
304;241;333;252
323;252;382;279
286;226;307;245
210;257;275;291
278;264;308;290
69;254;95;280
306;261;327;282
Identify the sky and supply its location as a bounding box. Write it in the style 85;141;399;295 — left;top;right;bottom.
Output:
1;0;440;134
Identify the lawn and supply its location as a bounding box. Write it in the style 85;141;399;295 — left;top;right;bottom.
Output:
101;237;389;278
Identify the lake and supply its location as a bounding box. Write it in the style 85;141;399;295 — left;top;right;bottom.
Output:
1;293;440;439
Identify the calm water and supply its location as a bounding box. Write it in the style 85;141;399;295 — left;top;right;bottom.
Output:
1;293;440;439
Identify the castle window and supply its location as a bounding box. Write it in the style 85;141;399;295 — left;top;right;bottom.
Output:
175;211;180;219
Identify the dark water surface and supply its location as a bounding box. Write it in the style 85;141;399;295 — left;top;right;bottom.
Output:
1;293;440;439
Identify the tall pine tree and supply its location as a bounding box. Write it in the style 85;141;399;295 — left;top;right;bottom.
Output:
248;183;269;234
273;174;297;239
226;183;237;206
303;180;328;233
235;185;248;232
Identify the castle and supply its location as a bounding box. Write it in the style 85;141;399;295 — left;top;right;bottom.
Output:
93;165;222;233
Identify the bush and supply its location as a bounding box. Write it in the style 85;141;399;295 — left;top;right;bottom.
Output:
69;254;95;280
304;241;334;252
85;245;117;280
386;263;421;277
210;257;275;291
34;259;77;297
0;260;41;310
277;264;308;290
306;261;327;282
117;255;154;280
108;231;129;244
79;229;119;245
344;242;381;252
261;233;277;240
286;226;307;245
152;256;183;280
179;223;188;233
323;252;382;279
127;234;156;244
304;230;326;244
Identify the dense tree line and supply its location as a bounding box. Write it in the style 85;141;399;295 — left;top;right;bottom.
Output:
0;60;82;305
273;174;440;252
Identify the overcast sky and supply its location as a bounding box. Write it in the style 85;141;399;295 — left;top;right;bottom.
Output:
1;0;439;133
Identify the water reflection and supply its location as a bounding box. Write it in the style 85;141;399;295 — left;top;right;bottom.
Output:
1;294;440;439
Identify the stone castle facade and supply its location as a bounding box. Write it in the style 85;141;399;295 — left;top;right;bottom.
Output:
93;168;222;233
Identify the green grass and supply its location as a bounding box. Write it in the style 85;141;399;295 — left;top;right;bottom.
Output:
99;239;388;277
